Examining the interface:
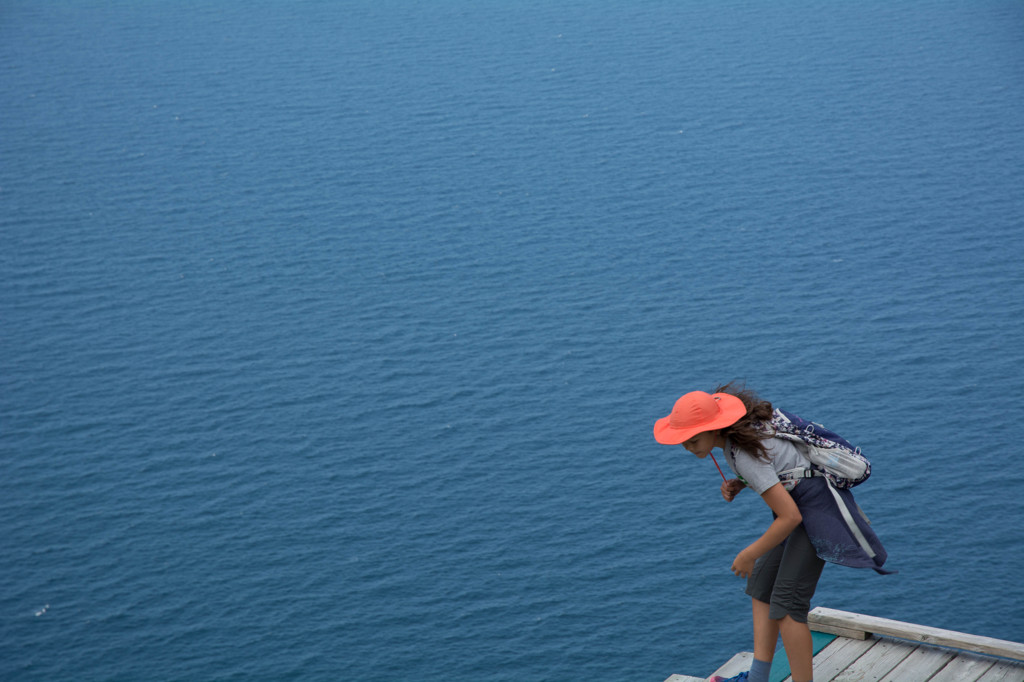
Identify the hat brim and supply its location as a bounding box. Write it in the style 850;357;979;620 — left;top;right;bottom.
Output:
652;393;747;444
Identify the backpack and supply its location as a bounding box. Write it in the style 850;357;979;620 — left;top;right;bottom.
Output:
767;408;871;489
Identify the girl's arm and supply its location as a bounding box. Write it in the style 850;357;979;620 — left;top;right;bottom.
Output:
731;482;803;578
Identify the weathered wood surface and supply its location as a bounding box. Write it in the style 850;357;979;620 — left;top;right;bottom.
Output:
784;635;1024;682
713;651;752;679
808;607;1024;662
664;652;750;682
667;638;1024;682
877;645;954;682
808;636;878;681
977;658;1024;682
834;637;914;681
665;608;1024;682
926;650;998;682
774;630;1024;679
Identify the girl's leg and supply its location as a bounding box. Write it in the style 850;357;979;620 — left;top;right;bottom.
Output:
768;524;825;682
744;546;786;682
751;598;779;663
779;616;814;682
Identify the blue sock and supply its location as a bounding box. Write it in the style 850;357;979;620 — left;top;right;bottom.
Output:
748;658;771;682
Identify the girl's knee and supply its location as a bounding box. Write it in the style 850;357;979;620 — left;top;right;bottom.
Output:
768;597;811;622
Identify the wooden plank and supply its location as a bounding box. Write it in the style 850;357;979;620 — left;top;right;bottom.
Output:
927;652;997;682
688;647;753;679
976;658;1024;682
709;651;753;680
811;621;870;640
810;636;878;682
831;637;915;682
808;608;1024;662
878;645;955;682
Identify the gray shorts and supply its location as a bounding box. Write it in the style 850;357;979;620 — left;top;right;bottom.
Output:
745;523;825;622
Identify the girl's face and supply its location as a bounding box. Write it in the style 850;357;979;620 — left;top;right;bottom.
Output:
682;430;719;458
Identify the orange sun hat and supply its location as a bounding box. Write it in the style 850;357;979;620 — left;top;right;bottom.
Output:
653;391;747;444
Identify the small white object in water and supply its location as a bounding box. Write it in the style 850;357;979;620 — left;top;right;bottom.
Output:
35;604;49;617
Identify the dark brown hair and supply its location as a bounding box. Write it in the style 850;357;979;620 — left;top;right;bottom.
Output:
713;381;774;461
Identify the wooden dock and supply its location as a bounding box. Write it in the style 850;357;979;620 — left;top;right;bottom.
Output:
665;607;1024;682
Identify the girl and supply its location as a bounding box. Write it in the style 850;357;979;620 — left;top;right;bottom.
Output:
653;384;891;682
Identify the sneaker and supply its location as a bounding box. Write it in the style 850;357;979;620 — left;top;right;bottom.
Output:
709;672;749;682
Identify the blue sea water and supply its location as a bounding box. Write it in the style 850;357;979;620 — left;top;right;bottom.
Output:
2;1;1023;680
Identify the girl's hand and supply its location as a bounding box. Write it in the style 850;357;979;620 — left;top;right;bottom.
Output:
731;549;756;578
721;478;745;502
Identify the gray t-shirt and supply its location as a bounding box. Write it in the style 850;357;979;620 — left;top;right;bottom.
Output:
724;436;808;495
